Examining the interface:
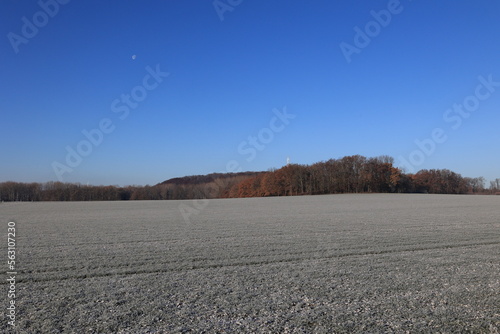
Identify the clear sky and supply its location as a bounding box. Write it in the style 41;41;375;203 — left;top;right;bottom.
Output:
1;0;499;186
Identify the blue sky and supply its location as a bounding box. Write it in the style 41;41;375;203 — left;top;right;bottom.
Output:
1;0;499;186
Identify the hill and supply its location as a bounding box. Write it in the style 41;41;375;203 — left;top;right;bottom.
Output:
0;155;497;201
159;172;263;186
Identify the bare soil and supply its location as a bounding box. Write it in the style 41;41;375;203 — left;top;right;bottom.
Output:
1;194;499;333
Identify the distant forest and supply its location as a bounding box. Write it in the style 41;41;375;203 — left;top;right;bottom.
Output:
1;155;499;202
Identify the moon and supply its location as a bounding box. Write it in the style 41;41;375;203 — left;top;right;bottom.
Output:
132;55;137;60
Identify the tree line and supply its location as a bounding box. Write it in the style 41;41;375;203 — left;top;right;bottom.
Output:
1;155;498;202
222;155;496;197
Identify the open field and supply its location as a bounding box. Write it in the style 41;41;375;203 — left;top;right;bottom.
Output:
1;194;499;333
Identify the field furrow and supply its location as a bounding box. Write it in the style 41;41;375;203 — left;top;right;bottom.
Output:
1;194;498;333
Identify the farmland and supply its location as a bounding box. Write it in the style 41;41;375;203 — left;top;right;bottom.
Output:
1;194;499;333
